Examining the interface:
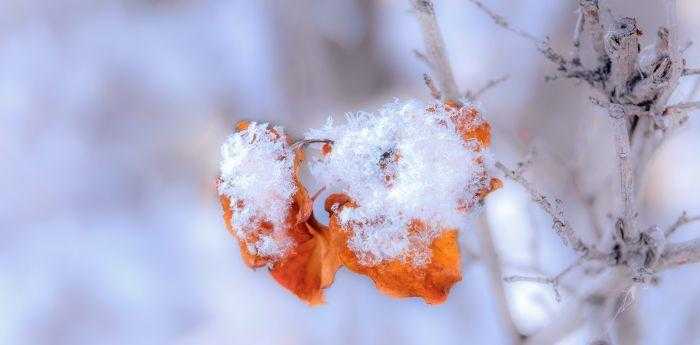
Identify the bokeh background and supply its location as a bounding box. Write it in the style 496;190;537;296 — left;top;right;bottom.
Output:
2;1;700;344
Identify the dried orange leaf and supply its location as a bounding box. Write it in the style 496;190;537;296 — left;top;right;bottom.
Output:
325;194;461;304
221;100;500;306
270;223;342;305
218;122;340;305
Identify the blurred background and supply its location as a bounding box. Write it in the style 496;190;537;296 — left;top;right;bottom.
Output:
2;0;700;344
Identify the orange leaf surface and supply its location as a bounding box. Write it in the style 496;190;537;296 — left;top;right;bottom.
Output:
445;101;491;148
324;194;462;305
269;223;341;305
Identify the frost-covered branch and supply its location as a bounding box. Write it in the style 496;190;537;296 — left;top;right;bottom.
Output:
504;256;585;302
666;211;700;237
495;161;594;255
658;238;700;270
465;0;541;44
472;0;699;341
477;215;524;345
466;0;570;71
609;105;638;242
413;49;436;72
571;6;585;64
423;73;442;100
577;0;607;64
666;100;700;111
411;0;460;101
523;266;632;345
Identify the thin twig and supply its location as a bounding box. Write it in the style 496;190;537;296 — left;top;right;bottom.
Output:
310;186;326;202
477;214;523;344
666;101;700;111
614;290;642;345
495;161;594;255
291;139;333;150
423;73;442;100
466;0;542;44
571;7;584;64
524;266;633;345
504;275;557;301
578;0;607;62
544;145;606;241
683;67;700;76
504;257;585;303
680;40;693;53
466;0;570;69
413;49;435;70
666;211;700;237
466;74;510;100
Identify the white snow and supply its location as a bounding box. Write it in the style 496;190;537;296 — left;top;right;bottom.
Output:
218;122;296;259
307;99;491;266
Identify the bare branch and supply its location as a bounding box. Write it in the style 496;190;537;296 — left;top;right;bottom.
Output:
614;291;642;345
657;238;700;270
571;7;584;64
505;274;563;303
310;186;326;202
666;211;700;237
465;0;570;69
544;144;607;241
609;105;639;242
683;67;700;76
578;0;608;63
467;0;610;91
413;49;435;70
423;73;442;100
476;214;524;345
504;257;585;302
666;101;700;111
466;0;541;43
411;0;460;101
524;267;632;345
466;74;510;101
495;161;595;255
680;40;693;53
504;275;552;285
291;139;333;151
605;17;642;99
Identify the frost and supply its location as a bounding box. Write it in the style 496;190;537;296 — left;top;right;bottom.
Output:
308;99;491;266
218;122;296;259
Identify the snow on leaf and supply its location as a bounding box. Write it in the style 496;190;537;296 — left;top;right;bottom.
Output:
218;99;500;306
307;100;496;267
325;194;462;305
218;121;297;260
218;121;340;305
